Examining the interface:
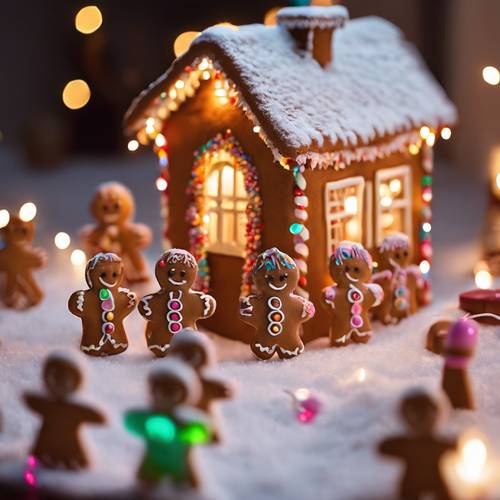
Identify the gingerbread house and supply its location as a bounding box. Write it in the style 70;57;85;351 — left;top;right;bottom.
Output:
124;5;456;343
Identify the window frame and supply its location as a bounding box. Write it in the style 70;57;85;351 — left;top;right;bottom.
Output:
204;159;247;258
374;165;413;246
324;176;366;259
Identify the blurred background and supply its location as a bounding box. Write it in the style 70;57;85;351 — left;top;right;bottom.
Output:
0;0;499;289
0;0;498;171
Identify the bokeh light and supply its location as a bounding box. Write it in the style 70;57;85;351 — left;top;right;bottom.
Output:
264;7;281;25
54;232;71;250
62;80;91;110
173;31;200;57
19;202;37;222
75;6;103;35
127;139;139;152
71;249;86;266
0;209;10;229
482;66;500;86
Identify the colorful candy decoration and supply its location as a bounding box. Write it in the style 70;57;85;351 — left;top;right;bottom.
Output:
286;388;321;424
186;131;263;295
419;143;433;303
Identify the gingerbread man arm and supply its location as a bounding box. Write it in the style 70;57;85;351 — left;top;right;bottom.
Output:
238;295;260;327
22;246;48;269
203;376;233;401
138;292;161;321
116;287;137;318
192;291;216;320
322;285;337;310
68;290;87;318
127;223;153;249
77;404;106;424
291;295;315;323
23;393;47;414
378;436;409;458
79;224;101;254
365;283;384;309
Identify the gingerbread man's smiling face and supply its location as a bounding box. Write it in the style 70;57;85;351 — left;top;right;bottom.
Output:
2;215;35;245
44;356;82;400
91;182;134;227
85;253;124;289
330;243;372;288
378;234;411;269
155;249;198;291
253;248;298;296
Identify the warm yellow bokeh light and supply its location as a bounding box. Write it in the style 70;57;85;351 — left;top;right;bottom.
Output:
264;7;281;25
356;368;366;383
19;202;37;222
389;178;402;194
344;195;358;215
483;66;500;86
62;80;91;110
75;6;103;35
0;209;10;229
173;31;200;57
127;139;139;152
475;269;492;290
156;177;168;191
71;249;86;266
54;232;71;250
456;436;487;483
419;260;431;274
441;127;452;140
420;126;431;140
426;132;436;147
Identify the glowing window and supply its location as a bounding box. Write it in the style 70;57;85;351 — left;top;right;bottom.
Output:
205;162;247;256
324;177;365;257
375;166;412;244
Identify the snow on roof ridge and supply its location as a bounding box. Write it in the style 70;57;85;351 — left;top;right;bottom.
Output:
277;5;349;20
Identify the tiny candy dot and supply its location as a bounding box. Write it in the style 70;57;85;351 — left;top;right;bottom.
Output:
99;288;110;300
106;312;114;321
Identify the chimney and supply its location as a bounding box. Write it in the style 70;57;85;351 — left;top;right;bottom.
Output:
276;5;348;68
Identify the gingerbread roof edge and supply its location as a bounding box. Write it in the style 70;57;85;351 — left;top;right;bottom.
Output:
124;15;457;159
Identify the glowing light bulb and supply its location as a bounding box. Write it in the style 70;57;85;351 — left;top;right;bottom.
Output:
422;222;432;233
173;31;200;57
441;127;452;140
379;183;391;197
356;368;366;382
198;58;209;71
0;209;10;229
380;196;393;208
175;80;185;89
156;177;168;191
202;71;211;80
344;195;358;215
346;218;360;239
496;173;500;190
253;125;261;134
426;132;436;147
155;133;166;147
475;269;492;290
54;232;71;250
19;202;37;222
62;79;91;110
420;126;431;139
419;260;431;274
409;144;420;155
75;5;103;35
382;213;394;228
127;139;139;152
456;437;487;483
168;88;177;99
389;178;402;194
483;66;500;86
71;249;86;266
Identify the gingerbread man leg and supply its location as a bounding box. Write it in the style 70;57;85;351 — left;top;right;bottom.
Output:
351;330;372;344
251;341;276;360
17;273;43;306
276;341;304;360
3;272;21;307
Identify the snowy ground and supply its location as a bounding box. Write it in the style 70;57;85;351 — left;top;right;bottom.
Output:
0;148;499;499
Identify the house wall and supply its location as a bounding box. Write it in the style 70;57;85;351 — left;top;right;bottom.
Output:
302;149;425;343
162;78;296;343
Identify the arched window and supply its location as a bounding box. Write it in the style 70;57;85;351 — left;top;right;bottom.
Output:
205;161;248;256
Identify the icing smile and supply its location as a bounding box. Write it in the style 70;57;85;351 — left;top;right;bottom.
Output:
168;277;187;286
268;281;287;291
389;258;400;269
99;276;118;288
345;272;359;283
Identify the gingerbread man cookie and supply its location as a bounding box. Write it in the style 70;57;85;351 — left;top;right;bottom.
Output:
124;359;212;488
138;249;216;357
169;329;234;441
239;247;315;360
0;214;47;308
23;352;105;469
322;242;383;347
379;389;456;500
441;318;478;410
80;182;152;283
68;252;137;356
372;233;422;324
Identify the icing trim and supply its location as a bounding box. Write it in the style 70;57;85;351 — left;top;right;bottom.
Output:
141;295;153;317
76;291;85;312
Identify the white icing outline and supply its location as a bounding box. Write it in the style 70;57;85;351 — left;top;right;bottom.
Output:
268;281;287;291
267;296;284;336
76;291;85;312
141;295;153;317
149;343;171;352
167;290;184;334
98;277;118;288
168;277;187;286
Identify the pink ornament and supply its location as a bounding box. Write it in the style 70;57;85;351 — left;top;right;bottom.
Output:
287;388;321;424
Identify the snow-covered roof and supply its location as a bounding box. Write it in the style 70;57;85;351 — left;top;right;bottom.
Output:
125;14;457;159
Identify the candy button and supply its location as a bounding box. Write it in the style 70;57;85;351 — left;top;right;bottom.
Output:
106;312;114;321
351;303;362;315
352;292;361;301
272;312;282;321
270;298;280;308
170;301;181;310
170;323;182;333
395;288;406;298
170;313;180;321
101;298;114;311
351;315;363;328
103;323;115;334
99;288;110;300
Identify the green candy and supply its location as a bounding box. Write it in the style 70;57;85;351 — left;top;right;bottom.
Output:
99;288;110;300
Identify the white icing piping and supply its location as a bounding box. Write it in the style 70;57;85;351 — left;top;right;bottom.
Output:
141;295;153;317
149;343;171;352
76;291;85;312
